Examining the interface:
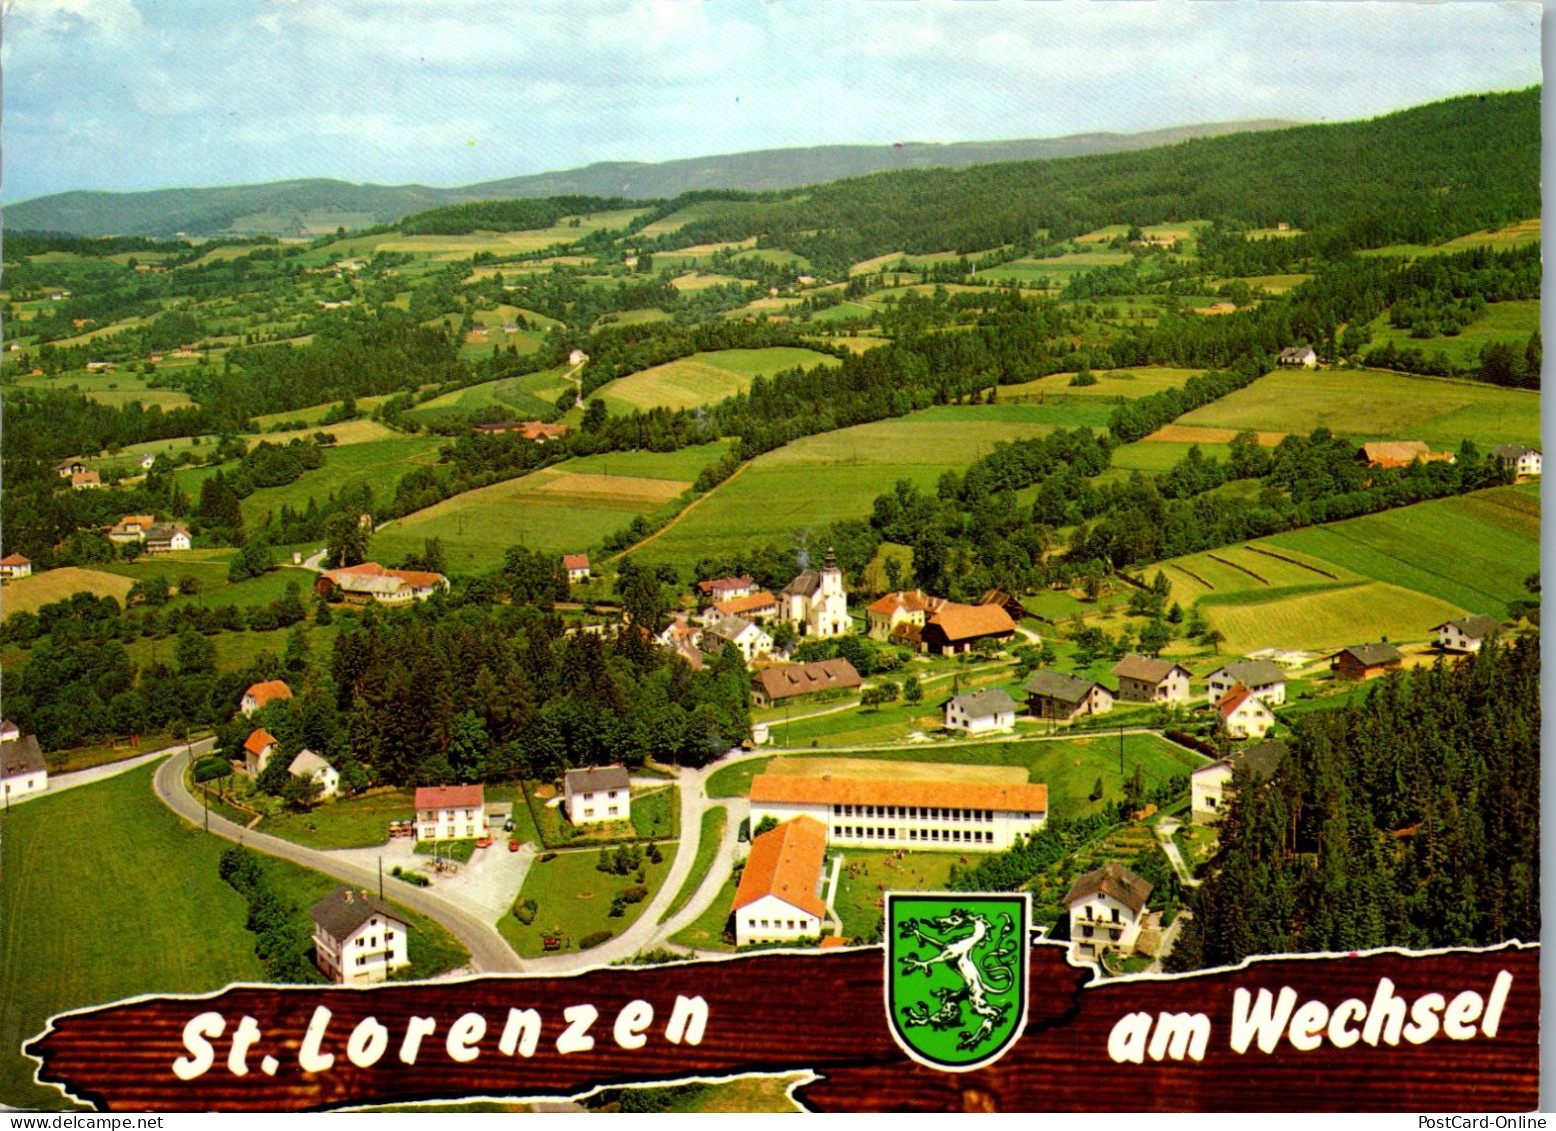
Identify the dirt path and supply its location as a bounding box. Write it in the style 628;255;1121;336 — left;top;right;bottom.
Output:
606;458;754;564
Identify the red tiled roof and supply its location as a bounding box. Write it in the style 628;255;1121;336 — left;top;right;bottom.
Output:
0;554;30;566
415;784;485;810
562;554;590;571
732;816;828;918
1217;684;1254;717
697;575;754;595
243;729;276;755
244;680;293;708
866;590;937;616
715;591;777;616
750;773;1048;814
926;602;1016;642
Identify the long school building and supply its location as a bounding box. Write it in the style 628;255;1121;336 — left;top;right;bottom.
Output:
748;770;1048;852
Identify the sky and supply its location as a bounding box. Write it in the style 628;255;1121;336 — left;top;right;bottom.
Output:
1;0;1543;203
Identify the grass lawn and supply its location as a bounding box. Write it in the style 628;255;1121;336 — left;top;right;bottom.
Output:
43;730;208;774
0;762;465;1110
833;850;965;941
630;785;681;840
1109;439;1236;473
121;623;341;676
998;366;1204;401
498;843;679;958
594;347;840;415
660;806;728;923
259;787;416;848
1176;367;1541;450
668;872;738;952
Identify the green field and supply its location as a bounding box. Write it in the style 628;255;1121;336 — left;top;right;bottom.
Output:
0;762;466;1110
1110;439;1236;472
999;367;1204;401
371;443;727;572
404;366;576;422
595;348;840;415
834;850;965;941
498;843;679;958
1;567;135;620
1363;300;1541;370
634;404;1111;566
1175;368;1540;449
669;872;739;952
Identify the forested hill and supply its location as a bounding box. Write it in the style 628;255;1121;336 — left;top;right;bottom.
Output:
636;87;1540;276
5;119;1294;240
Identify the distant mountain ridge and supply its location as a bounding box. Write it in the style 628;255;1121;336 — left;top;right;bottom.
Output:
7;120;1299;239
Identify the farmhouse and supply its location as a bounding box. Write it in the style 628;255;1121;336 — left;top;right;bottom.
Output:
779;548;850;638
242;729;278;777
1205;659;1285;706
943;688;1018;735
0;554;33;580
71;471;102;491
1024;671;1114;724
1064;862;1152;963
712;590;779;623
563;765;632;825
731;816;829;946
139;454;157;469
1278;346;1319;368
309;886;410;985
919;602;1017;656
700;614;773;665
1217;685;1276;740
414;784;487;842
562;554;591;583
1359;441;1455;470
55;459;86;479
144;523;192;554
0;728;48;800
108;515;157;544
315;562;450;605
1433;615;1503;653
1492;444;1541;477
748;764;1048;852
978;589;1030;626
1112;655;1192;704
287;749;340;800
240;680;293;716
470;420;569;442
865;589;945;641
750;658;861;707
1330;641;1404;680
697;575;757;601
1192;739;1288;825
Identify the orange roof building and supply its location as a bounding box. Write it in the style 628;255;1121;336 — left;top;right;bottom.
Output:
414;784;488;843
919;602;1017;655
731;816;829;946
315;562;449;606
749;760;1048;853
241;729;278;776
1359;441;1456;470
240;680;293;717
713;590;778;620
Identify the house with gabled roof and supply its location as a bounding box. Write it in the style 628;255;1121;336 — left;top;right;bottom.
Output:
241;680;293;717
712;590;779;623
145;523;192;554
1491;444;1541;477
1217;685;1275;740
108;515;158;544
316;562;449;605
242;729;278;777
944;688;1018;735
563;765;631;825
0;554;32;580
55;459;86;479
919;602;1016;656
1112;655;1192;703
310;886;410;985
1064;862;1152;962
1204;659;1285;706
732;816;829;946
1434;615;1502;653
414;784;487;842
865;589;945;641
751;658;861;707
562;554;591;583
1278;346;1318;368
700;614;773;666
288;749;339;800
1192;739;1287;825
1330;641;1403;680
1;729;48;799
71;470;102;491
1024;671;1113;724
697;575;756;601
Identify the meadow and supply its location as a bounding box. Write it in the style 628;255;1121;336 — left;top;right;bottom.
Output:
1362;300;1541;370
498;843;679;958
594;347;840;415
404;365;576;422
998;366;1203;402
2;567;134;619
1174;367;1541;449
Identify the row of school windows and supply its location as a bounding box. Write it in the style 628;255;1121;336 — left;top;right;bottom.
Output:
834;826;994;844
832;805;998;822
747;917;812;930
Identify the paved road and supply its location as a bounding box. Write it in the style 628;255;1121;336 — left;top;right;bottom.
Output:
1154;817;1202;887
152;749;525;974
5;737;216;809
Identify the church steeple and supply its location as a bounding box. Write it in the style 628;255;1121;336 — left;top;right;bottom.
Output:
824;546;837;571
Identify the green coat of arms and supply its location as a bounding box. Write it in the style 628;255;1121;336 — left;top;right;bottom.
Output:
884;892;1030;1072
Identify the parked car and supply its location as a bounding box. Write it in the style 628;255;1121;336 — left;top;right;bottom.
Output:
509;838;521;852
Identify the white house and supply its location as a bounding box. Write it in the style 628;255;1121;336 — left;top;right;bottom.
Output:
108;515;157;544
1492;444;1542;477
1217;685;1276;740
1434;615;1503;653
1112;655;1192;704
144;523;192;554
865;589;944;642
731;816;828;946
700;614;773;665
309;886;410;985
1205;660;1285;706
1191;739;1288;825
563;554;591;584
242;729;278;777
139;454;157;470
563;765;632;825
71;471;102;491
1278;346;1319;368
414;784;487;842
240;680;293;717
0;554;33;580
779;547;850;638
1064;862;1152;963
749;759;1047;852
943;688;1018;735
288;749;340;800
1;729;48;800
696;575;757;602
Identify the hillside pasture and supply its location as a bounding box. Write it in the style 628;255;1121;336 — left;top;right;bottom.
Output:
594;347;841;415
2;567;135;619
1363;300;1541;370
1109;439;1236;473
1175;368;1541;449
999;366;1203;402
405;366;575;421
1198;580;1463;655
